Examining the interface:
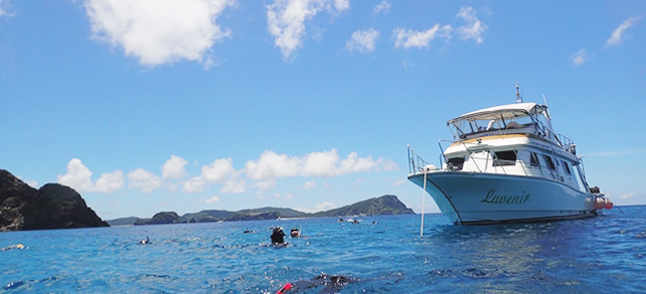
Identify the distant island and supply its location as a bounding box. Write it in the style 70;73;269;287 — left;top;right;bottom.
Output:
110;195;414;226
0;168;414;231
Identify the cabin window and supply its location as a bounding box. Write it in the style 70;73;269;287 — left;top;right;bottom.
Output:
493;151;517;166
530;152;540;167
562;161;571;174
447;157;465;170
543;155;556;170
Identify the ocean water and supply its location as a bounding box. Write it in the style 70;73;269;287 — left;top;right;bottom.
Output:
1;206;645;293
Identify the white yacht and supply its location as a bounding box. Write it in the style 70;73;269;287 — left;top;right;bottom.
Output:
408;86;613;225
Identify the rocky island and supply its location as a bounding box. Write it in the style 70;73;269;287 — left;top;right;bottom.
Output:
113;194;414;226
1;169;109;232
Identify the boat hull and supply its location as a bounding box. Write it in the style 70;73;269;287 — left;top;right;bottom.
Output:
408;171;597;225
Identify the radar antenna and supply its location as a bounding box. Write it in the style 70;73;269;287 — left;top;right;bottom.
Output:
515;83;523;103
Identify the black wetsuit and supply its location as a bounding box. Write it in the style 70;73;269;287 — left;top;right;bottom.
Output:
271;228;285;244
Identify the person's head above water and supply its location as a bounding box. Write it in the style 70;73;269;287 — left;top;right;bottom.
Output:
271;227;285;244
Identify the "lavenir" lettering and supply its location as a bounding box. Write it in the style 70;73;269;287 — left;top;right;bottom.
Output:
480;189;530;204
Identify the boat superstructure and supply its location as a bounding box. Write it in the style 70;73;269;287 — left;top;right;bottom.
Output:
408;86;612;225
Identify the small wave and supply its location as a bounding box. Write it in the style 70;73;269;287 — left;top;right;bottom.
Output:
3;277;57;291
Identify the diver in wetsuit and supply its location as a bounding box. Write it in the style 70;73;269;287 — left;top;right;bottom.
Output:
271;227;285;245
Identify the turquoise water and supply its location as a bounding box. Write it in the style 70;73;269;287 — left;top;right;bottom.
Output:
2;206;645;293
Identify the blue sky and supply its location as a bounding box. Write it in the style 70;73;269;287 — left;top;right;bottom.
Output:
1;0;645;220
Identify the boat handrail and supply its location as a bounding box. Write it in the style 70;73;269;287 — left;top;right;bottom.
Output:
556;133;576;154
407;145;432;174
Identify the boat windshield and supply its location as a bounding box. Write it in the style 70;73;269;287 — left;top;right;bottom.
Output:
447;103;551;140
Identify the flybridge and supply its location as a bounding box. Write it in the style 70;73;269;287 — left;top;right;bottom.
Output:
446;102;557;143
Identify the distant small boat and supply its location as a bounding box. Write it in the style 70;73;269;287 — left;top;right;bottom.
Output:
408;84;612;225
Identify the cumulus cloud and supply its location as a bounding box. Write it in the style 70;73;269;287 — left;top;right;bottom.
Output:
182;158;239;193
95;170;125;193
162;155;188;179
252;180;276;191
57;158;124;193
0;0;13;18
127;168;163;193
295;201;336;213
266;0;350;59
392;179;407;187
373;1;390;15
245;149;386;181
182;176;207;193
204;195;220;203
606;16;640;48
303;180;317;189
571;49;588;66
393;6;487;50
455;6;487;44
346;28;380;53
222;180;246;193
84;0;234;67
394;24;450;49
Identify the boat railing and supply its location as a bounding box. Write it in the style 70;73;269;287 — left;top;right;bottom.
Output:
556;133;577;154
407;145;432;174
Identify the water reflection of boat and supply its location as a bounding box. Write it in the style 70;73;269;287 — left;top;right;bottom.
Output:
408;85;613;225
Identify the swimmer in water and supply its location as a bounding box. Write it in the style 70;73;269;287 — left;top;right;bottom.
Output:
271;227;285;245
140;237;150;244
290;227;300;238
276;273;357;293
0;244;25;251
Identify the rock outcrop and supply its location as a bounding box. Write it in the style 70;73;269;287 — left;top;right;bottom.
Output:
1;169;109;231
134;211;182;225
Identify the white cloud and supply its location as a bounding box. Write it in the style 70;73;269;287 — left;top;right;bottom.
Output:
0;0;13;18
205;195;220;203
182;158;238;193
201;158;236;182
394;24;449;49
57;158;124;193
245;151;302;180
606;16;640;48
393;6;487;50
252;180;276;191
84;0;234;67
455;6;487;44
245;148;386;181
222;180;246;193
572;49;587;66
127;168;163;193
303;180;317;189
17;176;39;189
162;155;188;179
316;201;335;211
25;180;39;189
346;28;380;53
373;1;390;15
266;0;350;59
619;192;636;199
182;177;206;193
294;201;335;213
392;179;406;187
95;170;125;193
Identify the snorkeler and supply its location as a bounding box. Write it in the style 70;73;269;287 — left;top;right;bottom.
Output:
0;244;25;252
290;227;300;238
140;236;150;244
271;227;285;245
276;273;356;293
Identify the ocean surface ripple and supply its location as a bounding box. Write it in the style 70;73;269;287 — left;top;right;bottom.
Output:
2;206;645;293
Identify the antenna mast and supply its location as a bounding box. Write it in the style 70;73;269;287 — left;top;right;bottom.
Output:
515;83;523;103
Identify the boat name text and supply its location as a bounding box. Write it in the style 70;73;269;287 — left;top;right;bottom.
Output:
481;189;530;205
